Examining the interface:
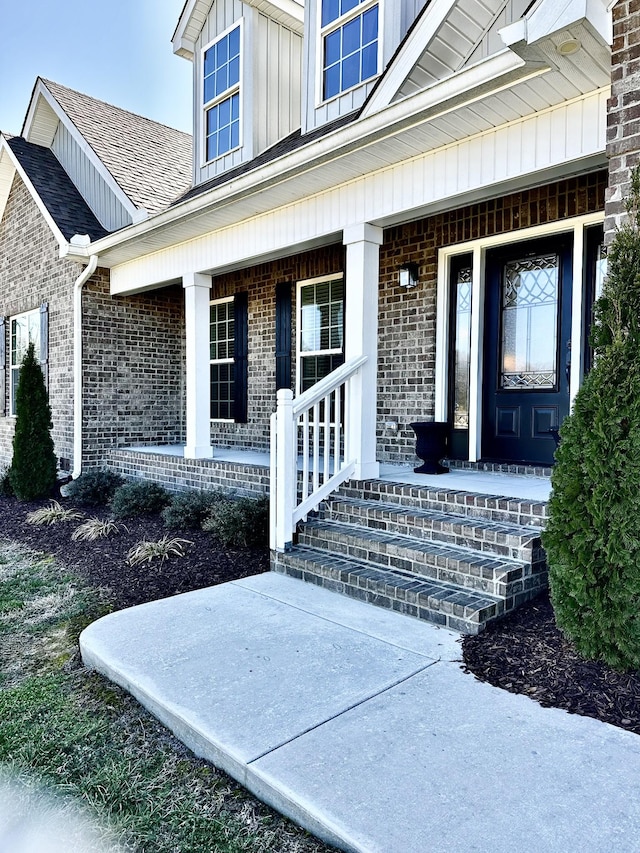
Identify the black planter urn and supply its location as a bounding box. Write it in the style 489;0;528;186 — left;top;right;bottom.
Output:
410;421;449;475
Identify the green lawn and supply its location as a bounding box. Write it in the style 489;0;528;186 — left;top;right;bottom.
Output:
0;540;330;853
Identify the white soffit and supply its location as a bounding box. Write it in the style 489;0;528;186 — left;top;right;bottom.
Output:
173;0;303;59
363;0;514;117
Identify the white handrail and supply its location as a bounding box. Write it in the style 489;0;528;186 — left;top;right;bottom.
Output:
271;355;368;552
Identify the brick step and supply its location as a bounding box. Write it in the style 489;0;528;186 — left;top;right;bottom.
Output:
337;479;548;528
319;496;544;562
297;519;546;599
272;546;504;634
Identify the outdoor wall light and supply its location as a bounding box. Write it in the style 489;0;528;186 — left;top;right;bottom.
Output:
556;37;581;56
398;262;420;289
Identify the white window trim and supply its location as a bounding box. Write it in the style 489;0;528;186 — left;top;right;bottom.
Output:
201;18;244;167
296;273;345;395
434;212;605;462
9;307;40;417
209;295;235;423
315;0;383;107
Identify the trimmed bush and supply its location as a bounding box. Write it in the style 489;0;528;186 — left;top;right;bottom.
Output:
161;489;223;529
202;496;269;547
0;467;13;497
10;343;57;501
542;166;640;670
110;480;171;519
66;469;124;507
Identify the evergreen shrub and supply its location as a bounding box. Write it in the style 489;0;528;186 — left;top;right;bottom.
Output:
542;166;640;670
0;467;13;497
202;495;269;547
110;480;170;519
161;489;223;529
9;343;57;501
66;469;124;507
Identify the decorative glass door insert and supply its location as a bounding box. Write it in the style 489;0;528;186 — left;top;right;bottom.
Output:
500;253;559;390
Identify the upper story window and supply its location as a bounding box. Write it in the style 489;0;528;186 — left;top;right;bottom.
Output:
10;309;41;416
321;0;379;101
203;24;241;163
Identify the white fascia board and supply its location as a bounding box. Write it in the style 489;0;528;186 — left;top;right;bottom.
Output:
0;135;69;255
502;0;611;46
23;80;140;222
173;0;303;59
361;0;458;117
88;48;547;261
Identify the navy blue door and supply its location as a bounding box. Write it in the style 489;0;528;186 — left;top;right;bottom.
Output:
482;237;573;465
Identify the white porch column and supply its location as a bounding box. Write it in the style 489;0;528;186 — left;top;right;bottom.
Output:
183;272;214;459
343;222;383;481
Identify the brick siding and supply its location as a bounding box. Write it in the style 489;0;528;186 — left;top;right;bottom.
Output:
0;174;80;469
82;275;185;467
377;171;607;461
605;0;640;238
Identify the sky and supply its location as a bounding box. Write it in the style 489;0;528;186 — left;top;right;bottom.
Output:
0;0;192;136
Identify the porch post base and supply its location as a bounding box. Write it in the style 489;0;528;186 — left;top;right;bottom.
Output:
353;461;380;481
184;445;214;460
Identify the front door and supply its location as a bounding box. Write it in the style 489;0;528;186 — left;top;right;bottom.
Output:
482;237;573;465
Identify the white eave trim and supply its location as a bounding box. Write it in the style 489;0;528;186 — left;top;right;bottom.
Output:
22;80;142;223
361;0;458;117
0;135;69;254
501;0;611;47
0;143;15;226
87;48;548;262
173;0;303;59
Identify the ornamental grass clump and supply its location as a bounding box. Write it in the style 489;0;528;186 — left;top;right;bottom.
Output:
71;517;124;542
126;536;192;566
26;501;83;526
543;165;640;670
9;343;57;501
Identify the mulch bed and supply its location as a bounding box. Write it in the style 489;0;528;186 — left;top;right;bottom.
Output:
0;495;269;610
462;594;640;736
2;493;640;737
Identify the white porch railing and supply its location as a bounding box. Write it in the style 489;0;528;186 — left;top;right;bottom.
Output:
270;355;368;551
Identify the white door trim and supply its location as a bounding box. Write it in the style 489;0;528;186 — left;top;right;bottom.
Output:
435;211;604;462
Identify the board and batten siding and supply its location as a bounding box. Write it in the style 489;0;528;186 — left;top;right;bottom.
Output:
51;124;131;233
301;0;427;133
110;88;607;296
193;0;302;186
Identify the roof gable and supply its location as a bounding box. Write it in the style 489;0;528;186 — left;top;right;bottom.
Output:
173;0;304;59
362;0;524;116
22;79;193;221
0;134;107;248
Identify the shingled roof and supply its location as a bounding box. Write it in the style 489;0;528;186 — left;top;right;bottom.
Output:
7;136;108;242
41;79;193;216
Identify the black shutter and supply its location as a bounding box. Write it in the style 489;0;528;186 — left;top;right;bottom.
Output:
233;291;248;423
0;316;5;416
40;302;49;389
275;281;292;391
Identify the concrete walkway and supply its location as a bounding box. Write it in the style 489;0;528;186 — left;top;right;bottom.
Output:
80;573;640;853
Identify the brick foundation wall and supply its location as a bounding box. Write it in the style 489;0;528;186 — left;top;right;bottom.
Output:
82;275;185;467
605;0;640;239
108;449;269;497
0;174;81;470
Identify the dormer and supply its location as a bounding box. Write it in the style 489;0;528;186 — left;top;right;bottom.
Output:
174;1;304;186
301;0;427;133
